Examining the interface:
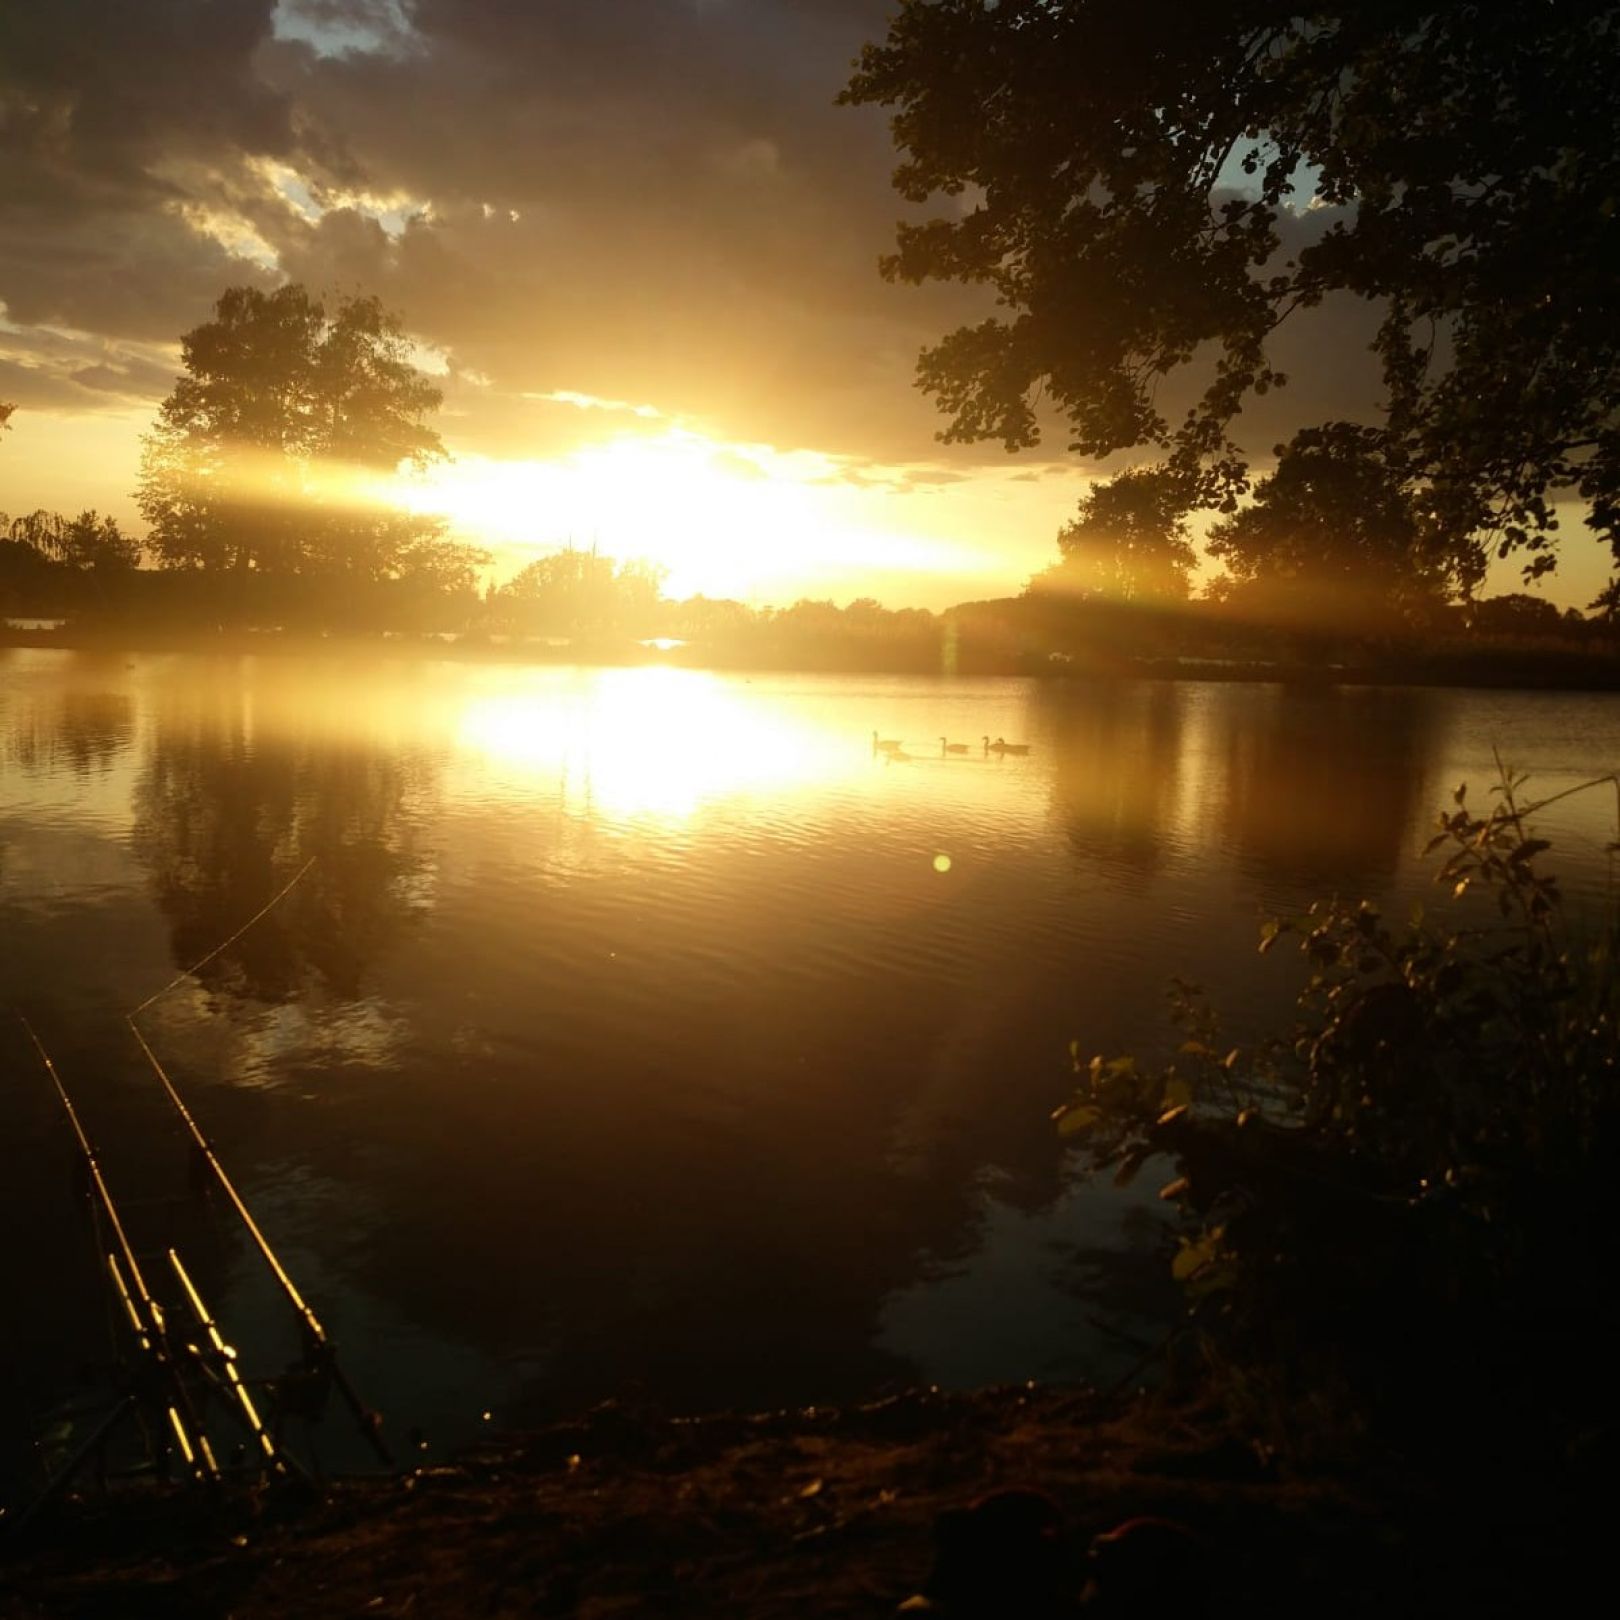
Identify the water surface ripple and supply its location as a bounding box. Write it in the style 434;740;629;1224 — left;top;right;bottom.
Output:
2;651;1616;1478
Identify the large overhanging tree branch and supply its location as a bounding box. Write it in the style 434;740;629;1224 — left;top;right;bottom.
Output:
843;1;1620;603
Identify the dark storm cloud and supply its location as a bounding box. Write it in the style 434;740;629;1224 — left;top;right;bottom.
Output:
0;1;301;338
260;0;980;459
0;1;296;198
0;0;1385;471
0;203;277;343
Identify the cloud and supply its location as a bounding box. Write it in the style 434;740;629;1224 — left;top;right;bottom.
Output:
709;449;768;483
0;322;179;412
0;0;1387;481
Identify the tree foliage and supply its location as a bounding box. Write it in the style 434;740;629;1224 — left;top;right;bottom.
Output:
1206;423;1464;631
1468;591;1567;638
57;510;142;571
844;2;1620;599
1058;770;1620;1454
1039;467;1197;603
7;509;139;569
138;285;464;584
491;547;668;635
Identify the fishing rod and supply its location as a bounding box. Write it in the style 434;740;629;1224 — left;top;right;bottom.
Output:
167;1246;309;1486
18;1017;219;1491
126;1018;394;1468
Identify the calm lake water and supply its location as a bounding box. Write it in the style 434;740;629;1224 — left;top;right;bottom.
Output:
2;649;1617;1484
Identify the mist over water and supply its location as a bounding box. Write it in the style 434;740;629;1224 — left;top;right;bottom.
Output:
2;648;1617;1483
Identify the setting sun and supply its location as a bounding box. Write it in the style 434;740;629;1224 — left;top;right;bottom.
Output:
386;426;1003;604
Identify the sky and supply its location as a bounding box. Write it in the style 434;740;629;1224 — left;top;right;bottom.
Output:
0;0;1603;609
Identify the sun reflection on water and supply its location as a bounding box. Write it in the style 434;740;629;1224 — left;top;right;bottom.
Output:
454;666;856;824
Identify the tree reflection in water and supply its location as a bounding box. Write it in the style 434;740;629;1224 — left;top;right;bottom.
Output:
1038;681;1187;884
5;689;134;778
131;731;433;1003
1219;686;1439;886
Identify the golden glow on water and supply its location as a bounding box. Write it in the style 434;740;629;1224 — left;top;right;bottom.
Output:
454;666;857;823
9;652;1620;1465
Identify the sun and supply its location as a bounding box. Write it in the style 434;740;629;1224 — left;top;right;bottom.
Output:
399;429;832;600
371;422;1008;606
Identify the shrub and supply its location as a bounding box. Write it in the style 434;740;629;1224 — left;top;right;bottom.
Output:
1059;768;1620;1460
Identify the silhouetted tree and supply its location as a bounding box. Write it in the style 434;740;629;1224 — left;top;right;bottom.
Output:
1037;467;1196;604
493;547;667;634
138;285;462;587
844;2;1620;598
0;536;57;611
1469;592;1566;638
8;510;65;555
1206;424;1460;634
671;595;756;638
53;510;141;571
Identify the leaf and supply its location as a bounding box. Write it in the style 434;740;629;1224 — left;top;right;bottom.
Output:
1056;1104;1102;1137
1177;1039;1212;1057
1508;838;1551;865
1453;781;1467;805
1171;1232;1220;1282
1164;1076;1194;1108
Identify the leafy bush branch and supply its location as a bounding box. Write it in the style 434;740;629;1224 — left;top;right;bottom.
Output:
1059;768;1620;1455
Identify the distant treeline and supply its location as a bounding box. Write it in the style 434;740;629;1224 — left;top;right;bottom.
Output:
0;505;485;633
7;282;1616;681
5;505;1615;683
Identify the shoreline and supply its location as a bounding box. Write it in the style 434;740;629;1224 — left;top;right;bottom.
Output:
0;1383;1593;1617
5;626;1620;693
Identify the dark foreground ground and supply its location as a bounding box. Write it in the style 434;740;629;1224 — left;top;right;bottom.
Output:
0;1384;1596;1618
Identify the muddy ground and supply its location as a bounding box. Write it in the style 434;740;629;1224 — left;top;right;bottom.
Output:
0;1385;1591;1617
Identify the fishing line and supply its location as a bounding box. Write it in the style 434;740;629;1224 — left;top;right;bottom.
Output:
118;855;394;1466
127;855;317;1019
